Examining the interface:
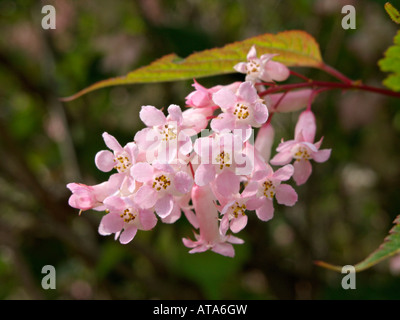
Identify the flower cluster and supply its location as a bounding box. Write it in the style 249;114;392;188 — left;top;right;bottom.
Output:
67;46;331;257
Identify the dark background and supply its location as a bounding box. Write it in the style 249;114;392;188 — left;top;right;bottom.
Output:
0;0;400;299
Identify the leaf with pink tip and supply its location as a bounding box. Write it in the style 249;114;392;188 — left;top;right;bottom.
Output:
61;30;323;101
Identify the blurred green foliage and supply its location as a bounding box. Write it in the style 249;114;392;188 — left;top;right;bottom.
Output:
0;0;400;300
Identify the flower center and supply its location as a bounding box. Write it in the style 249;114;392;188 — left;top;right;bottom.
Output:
152;174;171;191
263;180;276;199
215;151;231;170
293;145;311;160
233;103;250;120
159;124;177;141
114;152;132;173
247;60;260;75
230;201;246;218
120;208;137;223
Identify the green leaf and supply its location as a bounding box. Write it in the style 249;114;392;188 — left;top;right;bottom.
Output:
61;30;323;101
385;2;400;24
379;30;400;92
315;215;400;272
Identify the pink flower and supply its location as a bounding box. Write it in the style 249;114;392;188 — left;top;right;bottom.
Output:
234;45;290;83
130;162;193;219
95;132;138;174
218;193;264;235
99;195;157;244
193;131;252;197
134;104;193;164
243;164;298;222
185;79;241;109
185;79;221;109
67;173;124;212
270;110;331;185
211;81;269;140
181;107;214;134
182;185;244;257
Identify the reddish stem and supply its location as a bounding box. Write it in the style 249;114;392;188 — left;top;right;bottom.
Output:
290;70;311;82
188;161;195;179
258;81;400;99
320;63;353;84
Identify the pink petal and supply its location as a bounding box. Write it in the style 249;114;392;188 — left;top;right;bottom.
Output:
189;244;209;254
167;104;183;125
100;213;124;234
242;181;259;196
210;113;236;132
276;140;296;153
212;88;237;110
130;162;154;183
275;184;298;206
119;225;138;244
182;237;198;249
161;203;181;224
68;192;94;211
270;150;293;166
215;170;240;197
103;196;125;212
98;220;111;236
295;110;316;143
106;173;125;193
253;101;269;125
220;200;236;216
265;60;290;82
134;128;160;151
139;105;166;127
234;62;248;74
246;197;264;210
255;123;275;162
230;214;248;233
227;235;245;244
260;53;276;63
178;131;193;155
194;164;216;186
238;81;258;103
125;142;138;161
270;89;312;113
102;132;123;153
135;185;157;208
219;215;230;235
155;194;173;218
139;209;157;230
193;137;213;160
182;108;211;133
95;150;115;172
247;45;257;60
212;242;235;257
293;159;312;185
256;199;274;221
174;171;193;194
234;123;253;142
183;208;199;229
312;149;331;163
272;164;294;181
